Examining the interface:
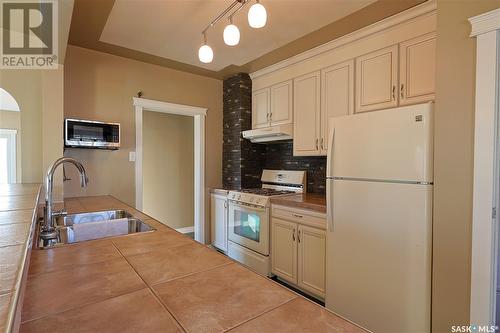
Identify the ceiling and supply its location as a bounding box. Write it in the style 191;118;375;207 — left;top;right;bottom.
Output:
68;0;426;79
99;0;376;72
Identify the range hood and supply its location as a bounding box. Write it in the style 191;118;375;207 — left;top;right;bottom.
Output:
242;124;293;143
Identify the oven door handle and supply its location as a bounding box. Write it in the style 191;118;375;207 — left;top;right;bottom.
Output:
229;201;268;212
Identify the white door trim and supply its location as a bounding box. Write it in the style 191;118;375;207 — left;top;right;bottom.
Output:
133;97;208;244
0;129;17;184
469;8;500;325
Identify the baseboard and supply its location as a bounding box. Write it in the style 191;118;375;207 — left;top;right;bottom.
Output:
175;226;194;234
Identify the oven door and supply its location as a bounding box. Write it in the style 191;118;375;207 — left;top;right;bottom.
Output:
228;201;269;256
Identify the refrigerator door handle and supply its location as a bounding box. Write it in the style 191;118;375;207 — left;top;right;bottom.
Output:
326;127;335;231
327;179;334;231
326;127;335;178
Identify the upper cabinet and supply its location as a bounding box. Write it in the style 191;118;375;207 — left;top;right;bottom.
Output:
399;33;436;105
270;80;293;126
252;88;270;129
355;45;399;113
293;72;321;156
293;63;354;157
252;81;292;129
250;5;436;156
321;60;354;155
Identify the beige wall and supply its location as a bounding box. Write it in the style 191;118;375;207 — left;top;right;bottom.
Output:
142;111;194;229
0;70;43;183
0;69;65;190
63;45;223;214
0;0;73;186
433;1;500;332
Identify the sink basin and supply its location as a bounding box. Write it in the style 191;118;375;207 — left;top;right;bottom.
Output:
37;210;155;248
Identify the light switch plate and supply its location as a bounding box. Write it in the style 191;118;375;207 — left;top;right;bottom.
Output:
129;151;136;162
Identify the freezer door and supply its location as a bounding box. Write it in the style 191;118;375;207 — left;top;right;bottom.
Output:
325;180;432;333
326;103;433;182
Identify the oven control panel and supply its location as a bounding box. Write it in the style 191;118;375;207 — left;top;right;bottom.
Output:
228;192;268;207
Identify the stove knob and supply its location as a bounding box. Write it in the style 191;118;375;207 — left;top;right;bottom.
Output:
249;197;254;202
255;198;261;204
237;195;241;200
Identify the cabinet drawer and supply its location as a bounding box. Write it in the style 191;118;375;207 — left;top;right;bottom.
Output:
271;205;326;229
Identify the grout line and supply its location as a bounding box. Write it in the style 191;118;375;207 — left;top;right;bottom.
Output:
20;287;148;325
111;242;187;333
26;255;121;278
222;296;298;332
0;242;24;250
149;262;234;287
20;255;146;324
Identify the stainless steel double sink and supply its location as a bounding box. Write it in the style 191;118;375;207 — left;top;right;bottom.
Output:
37;210;155;248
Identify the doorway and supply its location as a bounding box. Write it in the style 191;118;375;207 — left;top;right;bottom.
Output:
142;111;195;236
133;97;207;243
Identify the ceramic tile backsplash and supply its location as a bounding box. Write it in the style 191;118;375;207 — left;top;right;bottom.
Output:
265;142;326;194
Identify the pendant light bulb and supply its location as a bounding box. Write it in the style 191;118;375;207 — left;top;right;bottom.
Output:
198;33;214;63
248;0;267;28
223;19;240;46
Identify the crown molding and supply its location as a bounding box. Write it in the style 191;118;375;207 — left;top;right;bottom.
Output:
249;0;436;80
469;8;500;37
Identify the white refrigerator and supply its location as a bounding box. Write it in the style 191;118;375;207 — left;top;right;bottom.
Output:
325;103;433;333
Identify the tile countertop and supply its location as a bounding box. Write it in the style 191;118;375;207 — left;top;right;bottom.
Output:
18;195;366;333
271;193;327;213
0;184;41;333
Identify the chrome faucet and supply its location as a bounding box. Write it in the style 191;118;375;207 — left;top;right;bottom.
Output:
41;157;88;240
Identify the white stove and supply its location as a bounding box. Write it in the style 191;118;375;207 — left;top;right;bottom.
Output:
227;170;306;276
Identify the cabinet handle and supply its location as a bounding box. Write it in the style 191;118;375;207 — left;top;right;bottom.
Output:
292;229;296;241
292;213;303;218
298;230;301;243
321;138;324;150
400;84;404;99
316;138;319;150
392;85;396;100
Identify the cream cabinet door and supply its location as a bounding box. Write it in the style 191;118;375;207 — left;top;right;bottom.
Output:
210;194;227;252
293;71;321;156
355;45;398;113
270;80;292;126
252;88;270;129
297;224;326;298
271;218;297;284
399;33;436;105
320;60;354;155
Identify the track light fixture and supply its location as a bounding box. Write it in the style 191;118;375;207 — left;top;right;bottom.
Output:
198;0;267;63
248;0;267;28
223;18;240;46
198;32;214;64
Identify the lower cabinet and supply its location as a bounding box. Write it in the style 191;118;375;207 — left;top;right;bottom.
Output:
210;193;228;252
271;207;326;299
271;218;297;284
297;224;326;297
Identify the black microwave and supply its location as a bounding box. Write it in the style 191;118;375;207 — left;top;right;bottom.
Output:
65;118;120;150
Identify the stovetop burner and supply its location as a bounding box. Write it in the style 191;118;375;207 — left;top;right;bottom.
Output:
239;188;296;196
